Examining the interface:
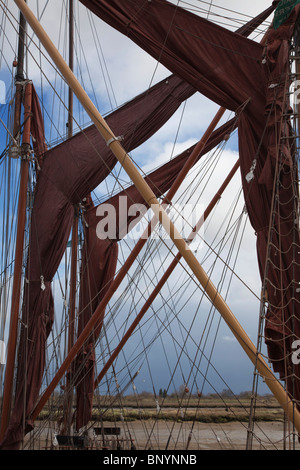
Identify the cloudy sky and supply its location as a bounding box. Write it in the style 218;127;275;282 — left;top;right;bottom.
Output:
0;1;282;396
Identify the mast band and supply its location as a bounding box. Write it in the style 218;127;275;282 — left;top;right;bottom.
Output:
106;135;123;147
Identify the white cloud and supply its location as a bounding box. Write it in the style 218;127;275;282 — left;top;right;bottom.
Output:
222;335;236;343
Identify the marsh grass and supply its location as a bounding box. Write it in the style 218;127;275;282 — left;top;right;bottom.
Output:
37;393;284;424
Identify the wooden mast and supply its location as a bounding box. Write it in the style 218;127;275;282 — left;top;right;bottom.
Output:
0;2;31;440
65;0;77;436
67;0;74;141
13;0;300;433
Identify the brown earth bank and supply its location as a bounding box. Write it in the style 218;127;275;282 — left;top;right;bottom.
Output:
36;393;287;425
23;394;300;451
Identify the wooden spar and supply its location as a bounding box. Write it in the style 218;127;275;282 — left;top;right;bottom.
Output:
64;0;76;435
94;159;240;388
67;0;76;339
67;0;74;139
68;215;78;356
0;3;29;440
14;0;300;432
0;81;32;440
64;209;78;434
12;4;26;140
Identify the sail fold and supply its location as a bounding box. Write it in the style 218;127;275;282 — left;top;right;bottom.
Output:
79;0;271;111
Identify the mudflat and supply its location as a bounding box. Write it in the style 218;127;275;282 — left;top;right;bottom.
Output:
26;420;300;450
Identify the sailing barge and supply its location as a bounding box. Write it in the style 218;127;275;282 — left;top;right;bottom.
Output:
0;0;300;450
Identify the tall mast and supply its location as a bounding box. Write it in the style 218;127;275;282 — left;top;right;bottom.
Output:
12;5;26;140
0;2;30;441
67;0;74;139
65;0;77;436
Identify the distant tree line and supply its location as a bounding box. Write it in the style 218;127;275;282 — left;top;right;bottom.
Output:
159;388;168;398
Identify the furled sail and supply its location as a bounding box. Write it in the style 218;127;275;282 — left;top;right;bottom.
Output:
31;86;48;164
77;0;300;424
